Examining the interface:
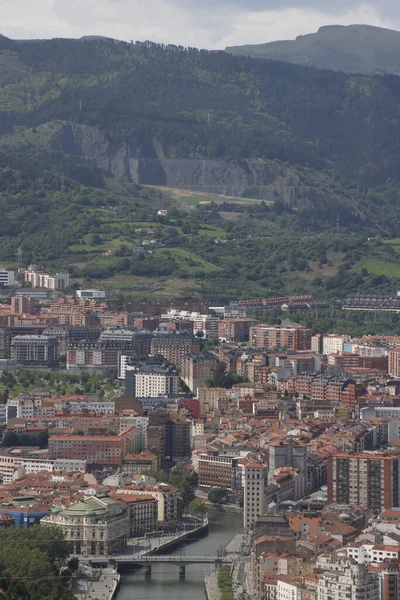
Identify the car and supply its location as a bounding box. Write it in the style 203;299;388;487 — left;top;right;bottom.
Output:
321;485;328;492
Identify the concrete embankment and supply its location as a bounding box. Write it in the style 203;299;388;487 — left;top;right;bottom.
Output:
205;572;222;600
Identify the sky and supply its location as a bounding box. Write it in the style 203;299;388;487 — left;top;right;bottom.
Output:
1;0;399;49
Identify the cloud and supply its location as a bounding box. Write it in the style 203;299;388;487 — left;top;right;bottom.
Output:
0;0;399;49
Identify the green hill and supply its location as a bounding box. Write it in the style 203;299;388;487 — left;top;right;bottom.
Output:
0;34;400;301
226;24;400;75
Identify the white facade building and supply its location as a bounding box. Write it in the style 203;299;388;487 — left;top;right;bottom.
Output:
322;334;349;356
0;268;15;287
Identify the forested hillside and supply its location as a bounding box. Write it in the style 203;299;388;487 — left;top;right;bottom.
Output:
1;34;400;301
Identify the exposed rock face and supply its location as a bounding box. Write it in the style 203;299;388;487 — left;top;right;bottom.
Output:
48;121;324;201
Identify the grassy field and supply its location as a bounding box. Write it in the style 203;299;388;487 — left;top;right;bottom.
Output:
154;247;221;273
359;257;400;278
84;274;201;299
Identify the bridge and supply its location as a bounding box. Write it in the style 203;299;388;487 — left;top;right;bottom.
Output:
87;554;233;578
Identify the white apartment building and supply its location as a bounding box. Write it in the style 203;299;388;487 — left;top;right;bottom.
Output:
322;334;349;356
345;542;400;565
0;268;15;287
6;398;35;422
317;557;380;600
133;369;179;398
24;266;70;290
243;462;268;530
277;578;302;600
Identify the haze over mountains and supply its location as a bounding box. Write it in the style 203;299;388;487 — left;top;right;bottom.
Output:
226;24;400;75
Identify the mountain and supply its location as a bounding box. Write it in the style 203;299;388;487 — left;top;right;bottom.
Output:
1;34;400;300
226;24;400;75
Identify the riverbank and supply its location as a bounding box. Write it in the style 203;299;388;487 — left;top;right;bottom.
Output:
208;504;243;515
205;572;221;600
72;566;120;600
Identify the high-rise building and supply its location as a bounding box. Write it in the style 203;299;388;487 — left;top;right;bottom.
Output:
328;452;400;511
125;365;179;398
388;349;400;378
11;335;59;367
249;321;311;351
181;353;219;395
217;318;256;343
244;462;269;530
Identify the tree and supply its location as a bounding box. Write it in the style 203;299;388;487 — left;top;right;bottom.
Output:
68;557;79;573
2;431;20;446
187;498;207;517
208;487;229;505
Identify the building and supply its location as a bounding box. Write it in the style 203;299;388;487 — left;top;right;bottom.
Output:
218;318;256;343
192;314;220;340
0;268;15;287
109;492;158;537
116;484;181;524
24;266;70;290
249;321;311;351
198;387;229;417
269;443;308;475
67;330;153;371
181;353;219;395
122;451;159;477
11;335;59;367
243;462;269;529
317;557;380;600
328;452;400;511
48;428;141;466
150;332;201;368
197;450;239;492
389;349;400;378
76;289;106;300
126;364;179;398
42;493;129;555
322;334;349;355
169;419;191;462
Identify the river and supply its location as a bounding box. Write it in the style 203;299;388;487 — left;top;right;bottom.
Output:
117;511;243;600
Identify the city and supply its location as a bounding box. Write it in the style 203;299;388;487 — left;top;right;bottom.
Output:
0;279;400;599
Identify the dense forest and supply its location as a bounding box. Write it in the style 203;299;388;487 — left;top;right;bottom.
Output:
0;35;400;301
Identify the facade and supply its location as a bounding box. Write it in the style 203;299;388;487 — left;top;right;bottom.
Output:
11;335;59;366
128;365;179;398
122;451;159;476
42;494;129;555
181;353;219;395
388;349;400;378
76;289;106;300
317;558;380;600
24;266;70;290
110;492;158;537
328;452;400;511
198;387;229;417
249;322;311;351
150;332;201;369
0;268;15;287
192;314;220;340
218;318;256;343
48;428;141;466
197;451;239;492
244;462;269;530
322;334;349;355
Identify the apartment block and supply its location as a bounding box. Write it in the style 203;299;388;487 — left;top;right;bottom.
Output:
197;451;239;491
48;427;141;466
328;452;400;511
182;353;219;395
150;331;200;369
250;321;311;351
218;318;256;343
198;387;229;416
11;335;59;367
